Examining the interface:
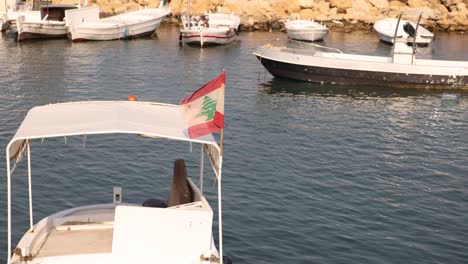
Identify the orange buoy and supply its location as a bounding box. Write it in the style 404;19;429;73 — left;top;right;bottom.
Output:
127;95;138;101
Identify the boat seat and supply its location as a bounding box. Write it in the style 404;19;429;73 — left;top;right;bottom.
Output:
167;159;193;207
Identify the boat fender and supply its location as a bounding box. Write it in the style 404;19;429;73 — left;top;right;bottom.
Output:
142;198;167;208
223;256;233;264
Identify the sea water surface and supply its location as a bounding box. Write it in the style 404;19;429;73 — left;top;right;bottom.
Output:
0;27;467;263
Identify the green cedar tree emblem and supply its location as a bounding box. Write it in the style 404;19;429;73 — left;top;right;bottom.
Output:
196;96;217;121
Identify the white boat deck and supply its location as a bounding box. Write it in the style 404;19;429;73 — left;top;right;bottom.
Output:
36;226;113;258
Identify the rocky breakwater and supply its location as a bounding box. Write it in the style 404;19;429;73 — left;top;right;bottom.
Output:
53;0;468;31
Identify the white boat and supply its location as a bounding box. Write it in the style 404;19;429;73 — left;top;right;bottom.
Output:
373;18;434;45
5;75;231;263
65;6;171;41
180;13;240;47
16;4;78;41
253;39;468;88
284;19;328;42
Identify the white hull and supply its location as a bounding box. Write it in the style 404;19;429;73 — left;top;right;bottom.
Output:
17;21;68;41
286;28;328;42
373;18;434;44
66;7;170;41
181;27;237;47
285;20;328;42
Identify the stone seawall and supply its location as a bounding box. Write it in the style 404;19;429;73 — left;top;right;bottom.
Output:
55;0;468;31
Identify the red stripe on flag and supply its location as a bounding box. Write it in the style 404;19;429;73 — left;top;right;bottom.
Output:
213;111;224;129
187;112;224;138
180;71;225;105
188;120;217;138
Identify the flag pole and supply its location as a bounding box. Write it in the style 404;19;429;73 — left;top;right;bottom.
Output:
219;128;224;156
219;68;226;156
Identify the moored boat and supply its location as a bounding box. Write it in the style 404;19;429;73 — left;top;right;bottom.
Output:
16;4;78;41
253;42;468;88
65;6;171;41
5;72;232;264
284;19;328;42
180;13;240;47
374;18;434;45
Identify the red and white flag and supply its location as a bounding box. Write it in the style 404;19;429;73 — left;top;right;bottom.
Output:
180;71;225;138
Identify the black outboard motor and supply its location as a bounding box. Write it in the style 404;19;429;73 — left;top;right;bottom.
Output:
142;198;167;208
403;22;416;38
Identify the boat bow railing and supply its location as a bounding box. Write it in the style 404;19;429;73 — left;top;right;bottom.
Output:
287;39;344;54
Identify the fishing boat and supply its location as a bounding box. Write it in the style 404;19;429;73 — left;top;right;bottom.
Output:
16;4;78;41
254;14;468;88
65;5;170;41
5;72;232;264
179;13;240;47
373;18;434;45
284;19;328;42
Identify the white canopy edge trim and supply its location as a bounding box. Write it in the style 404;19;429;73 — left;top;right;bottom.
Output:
7;131;222;177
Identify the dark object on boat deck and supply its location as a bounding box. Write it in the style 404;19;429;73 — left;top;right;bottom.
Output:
142;198;167;208
167;159;193;207
223;256;233;264
403;22;416;38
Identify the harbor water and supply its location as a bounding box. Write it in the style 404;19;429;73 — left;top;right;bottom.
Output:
0;26;468;263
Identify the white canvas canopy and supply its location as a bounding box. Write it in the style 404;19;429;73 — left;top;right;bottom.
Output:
7;101;221;165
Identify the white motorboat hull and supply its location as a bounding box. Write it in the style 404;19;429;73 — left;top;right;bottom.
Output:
181;28;237;47
286;28;328;42
254;45;468;88
373;18;434;45
71;17;165;41
285;20;328;42
66;7;170;41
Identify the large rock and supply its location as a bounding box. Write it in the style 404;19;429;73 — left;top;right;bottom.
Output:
457;2;468;13
297;0;316;8
298;8;318;19
316;0;331;13
330;0;353;11
369;0;389;9
388;0;408;11
270;0;301;17
408;0;431;8
435;3;450;13
345;0;382;22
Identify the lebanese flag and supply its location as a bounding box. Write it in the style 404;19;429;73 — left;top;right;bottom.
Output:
180;71;225;138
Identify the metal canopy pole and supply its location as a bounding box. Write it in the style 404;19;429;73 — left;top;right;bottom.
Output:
6;149;12;264
217;160;223;264
27;141;34;230
412;13;423;65
391;12;403;62
200;144;204;194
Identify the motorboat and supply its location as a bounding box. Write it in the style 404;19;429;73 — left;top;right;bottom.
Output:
373;18;434;45
5;72;231;264
284;19;328;42
253;40;468;88
179;13;240;47
16;4;78;41
65;5;171;41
